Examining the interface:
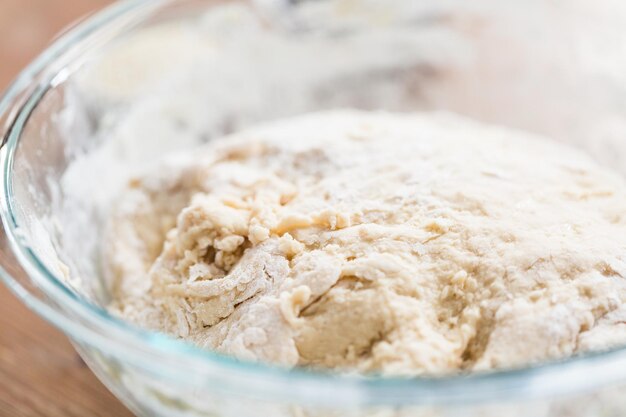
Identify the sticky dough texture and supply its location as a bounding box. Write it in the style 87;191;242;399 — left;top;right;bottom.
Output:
106;110;626;375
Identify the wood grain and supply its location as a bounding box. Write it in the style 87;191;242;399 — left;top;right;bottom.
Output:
0;1;133;416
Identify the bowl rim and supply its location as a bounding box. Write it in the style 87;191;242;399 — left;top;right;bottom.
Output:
2;0;626;407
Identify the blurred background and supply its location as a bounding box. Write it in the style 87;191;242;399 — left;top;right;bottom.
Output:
1;0;110;88
0;1;132;416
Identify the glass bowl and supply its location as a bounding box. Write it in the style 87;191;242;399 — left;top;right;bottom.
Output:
2;1;626;416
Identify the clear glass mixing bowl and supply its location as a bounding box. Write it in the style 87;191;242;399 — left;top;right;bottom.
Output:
3;1;626;416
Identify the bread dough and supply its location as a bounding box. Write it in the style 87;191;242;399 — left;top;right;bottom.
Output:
106;110;626;375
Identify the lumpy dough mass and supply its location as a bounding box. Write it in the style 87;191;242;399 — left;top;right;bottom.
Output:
106;110;626;375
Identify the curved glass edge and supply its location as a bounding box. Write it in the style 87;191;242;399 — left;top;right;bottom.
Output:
1;0;626;407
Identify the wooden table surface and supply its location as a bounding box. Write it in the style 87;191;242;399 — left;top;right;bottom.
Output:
0;1;133;416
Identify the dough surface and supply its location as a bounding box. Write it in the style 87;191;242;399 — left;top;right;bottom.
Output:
106;110;626;375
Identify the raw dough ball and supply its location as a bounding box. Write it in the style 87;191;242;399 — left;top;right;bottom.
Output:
106;110;626;375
